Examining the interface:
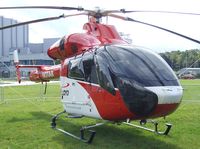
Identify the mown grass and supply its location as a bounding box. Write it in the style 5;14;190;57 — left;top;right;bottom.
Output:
0;80;200;149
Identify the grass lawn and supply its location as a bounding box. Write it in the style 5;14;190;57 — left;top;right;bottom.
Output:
0;80;200;149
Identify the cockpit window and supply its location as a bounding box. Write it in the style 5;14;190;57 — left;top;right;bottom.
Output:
68;53;99;84
68;58;84;81
82;54;98;84
104;45;179;86
95;53;116;95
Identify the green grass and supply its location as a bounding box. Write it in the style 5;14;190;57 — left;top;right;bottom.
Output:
0;81;200;149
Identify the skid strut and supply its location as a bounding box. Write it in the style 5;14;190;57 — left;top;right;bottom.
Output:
51;110;104;144
123;119;172;135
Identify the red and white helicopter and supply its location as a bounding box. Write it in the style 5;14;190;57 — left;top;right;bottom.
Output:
1;6;200;143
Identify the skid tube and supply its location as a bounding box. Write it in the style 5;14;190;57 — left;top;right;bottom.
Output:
51;110;105;144
123;119;172;135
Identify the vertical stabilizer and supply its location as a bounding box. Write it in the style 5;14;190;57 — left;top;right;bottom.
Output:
13;50;21;83
13;50;19;63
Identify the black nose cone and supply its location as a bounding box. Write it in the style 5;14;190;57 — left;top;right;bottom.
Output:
116;78;158;117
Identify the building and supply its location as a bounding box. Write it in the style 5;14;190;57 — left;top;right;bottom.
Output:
0;16;58;78
0;16;28;57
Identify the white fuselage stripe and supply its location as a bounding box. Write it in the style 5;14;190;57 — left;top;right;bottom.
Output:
145;86;183;104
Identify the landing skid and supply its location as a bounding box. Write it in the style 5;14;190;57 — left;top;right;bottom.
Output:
51;111;172;144
123;119;172;135
51;110;105;144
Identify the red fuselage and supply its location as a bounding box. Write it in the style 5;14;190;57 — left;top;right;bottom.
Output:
23;20;182;121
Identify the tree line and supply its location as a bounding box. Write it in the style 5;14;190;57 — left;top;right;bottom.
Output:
160;49;200;71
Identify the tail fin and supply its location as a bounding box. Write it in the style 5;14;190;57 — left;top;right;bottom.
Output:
13;50;21;83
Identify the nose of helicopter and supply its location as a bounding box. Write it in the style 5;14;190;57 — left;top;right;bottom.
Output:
146;86;183;105
116;78;159;117
116;76;183;118
145;86;183;116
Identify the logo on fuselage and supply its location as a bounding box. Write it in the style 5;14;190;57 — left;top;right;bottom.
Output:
41;70;54;78
63;83;70;88
62;89;69;96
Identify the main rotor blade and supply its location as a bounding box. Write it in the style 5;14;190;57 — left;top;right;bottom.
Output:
99;9;200;19
0;13;87;30
108;14;200;44
1;6;200;16
120;9;200;15
0;6;84;11
100;9;200;16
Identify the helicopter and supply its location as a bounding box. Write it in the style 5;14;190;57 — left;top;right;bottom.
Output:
1;6;200;144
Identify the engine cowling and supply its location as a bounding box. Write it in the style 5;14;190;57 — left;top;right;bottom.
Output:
47;33;101;60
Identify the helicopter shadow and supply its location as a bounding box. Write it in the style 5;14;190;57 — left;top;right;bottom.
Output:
52;124;180;149
7;111;52;123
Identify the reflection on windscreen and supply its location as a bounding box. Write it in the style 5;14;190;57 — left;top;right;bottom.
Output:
105;45;179;86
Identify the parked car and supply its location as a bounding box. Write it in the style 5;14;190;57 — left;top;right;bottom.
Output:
180;73;195;79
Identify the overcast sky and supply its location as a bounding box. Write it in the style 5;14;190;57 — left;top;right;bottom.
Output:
1;0;200;52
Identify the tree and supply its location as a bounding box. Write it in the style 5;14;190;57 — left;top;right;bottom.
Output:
160;49;200;71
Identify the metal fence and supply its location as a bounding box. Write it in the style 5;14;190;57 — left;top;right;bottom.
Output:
0;86;4;102
0;80;60;103
0;60;58;102
1;75;200;103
